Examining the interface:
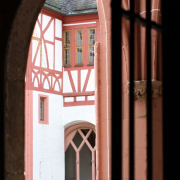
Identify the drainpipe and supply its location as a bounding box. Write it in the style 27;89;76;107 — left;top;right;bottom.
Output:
95;42;100;180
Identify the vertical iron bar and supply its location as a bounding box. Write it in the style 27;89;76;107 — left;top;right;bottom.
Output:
129;0;135;180
111;0;122;179
146;0;152;179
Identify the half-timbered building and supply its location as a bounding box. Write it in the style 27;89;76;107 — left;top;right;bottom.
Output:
25;0;99;179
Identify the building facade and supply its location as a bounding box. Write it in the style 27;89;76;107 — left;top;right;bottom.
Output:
25;4;100;179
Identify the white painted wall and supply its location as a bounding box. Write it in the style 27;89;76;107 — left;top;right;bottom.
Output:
63;105;95;127
33;91;64;180
32;91;95;180
86;69;95;91
63;71;73;93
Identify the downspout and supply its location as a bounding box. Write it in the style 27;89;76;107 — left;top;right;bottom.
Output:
95;42;100;180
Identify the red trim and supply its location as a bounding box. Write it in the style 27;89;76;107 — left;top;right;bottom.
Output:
63;91;94;97
32;36;40;41
96;19;100;42
64;100;94;107
25;90;33;180
67;71;76;92
63;91;95;107
63;23;97;29
33;66;63;75
55;37;62;41
63;66;94;71
53;19;55;86
82;69;91;92
25;41;33;89
42;37;49;68
42;18;53;33
44;40;54;45
63;14;98;23
71;27;75;67
85;96;88;101
78;70;81;92
84;26;88;65
40;12;43;85
32;40;40;65
38;94;49;124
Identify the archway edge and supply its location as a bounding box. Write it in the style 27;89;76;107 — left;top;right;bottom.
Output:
4;0;45;179
65;122;95;138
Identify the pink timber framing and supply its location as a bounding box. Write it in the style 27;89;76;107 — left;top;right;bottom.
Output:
25;9;63;95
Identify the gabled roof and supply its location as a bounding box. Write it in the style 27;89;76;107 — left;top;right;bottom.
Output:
44;0;98;16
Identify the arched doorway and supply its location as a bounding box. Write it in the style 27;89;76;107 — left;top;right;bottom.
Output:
1;0;111;179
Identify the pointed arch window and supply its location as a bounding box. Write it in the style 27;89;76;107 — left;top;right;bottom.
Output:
65;123;96;180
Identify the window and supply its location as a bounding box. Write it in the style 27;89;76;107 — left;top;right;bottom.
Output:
65;123;96;180
38;94;49;124
88;28;96;65
40;98;44;120
75;29;83;65
64;30;71;66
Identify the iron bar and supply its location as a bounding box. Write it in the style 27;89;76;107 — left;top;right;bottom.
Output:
121;9;162;33
129;0;135;180
111;0;122;179
146;0;152;179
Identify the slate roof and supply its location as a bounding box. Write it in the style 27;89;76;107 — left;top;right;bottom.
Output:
44;0;98;15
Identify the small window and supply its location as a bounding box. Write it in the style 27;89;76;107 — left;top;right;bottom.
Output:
64;30;71;66
75;29;83;66
88;28;96;65
40;98;44;121
38;94;49;124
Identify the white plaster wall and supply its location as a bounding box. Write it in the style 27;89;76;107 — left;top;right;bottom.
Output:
33;91;64;180
71;70;78;92
55;40;62;72
86;69;95;91
44;19;54;42
81;69;88;91
63;105;95;127
63;71;73;93
55;19;62;38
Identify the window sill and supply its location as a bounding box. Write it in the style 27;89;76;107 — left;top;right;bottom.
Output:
75;64;84;67
63;65;71;67
87;63;94;66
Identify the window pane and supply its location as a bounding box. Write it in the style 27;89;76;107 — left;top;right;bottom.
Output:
89;29;95;45
77;30;82;46
89;47;94;63
65;49;70;65
77;48;82;64
40;99;44;120
65;32;70;47
80;143;92;180
87;130;96;148
65;144;76;180
73;131;83;149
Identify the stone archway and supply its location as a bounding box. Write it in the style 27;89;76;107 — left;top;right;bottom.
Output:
1;0;111;179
